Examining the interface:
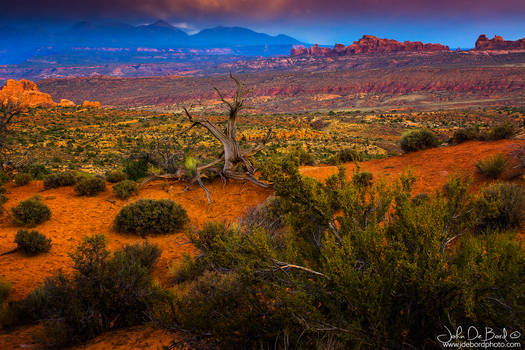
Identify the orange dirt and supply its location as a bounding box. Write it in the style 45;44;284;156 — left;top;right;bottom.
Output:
1;139;523;349
0;180;273;301
301;139;525;194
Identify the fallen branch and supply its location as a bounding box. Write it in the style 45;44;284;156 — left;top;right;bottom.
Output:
0;248;18;257
272;259;330;279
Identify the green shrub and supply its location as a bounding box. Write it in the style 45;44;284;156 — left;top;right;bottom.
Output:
14;173;32;186
123;159;149;181
26;163;50;180
12;196;51;227
488;122;515;140
106;170;127;183
15;230;52;255
43;171;79;189
352;171;373;186
475;154;508;179
74;176;106;196
328;148;362;165
411;193;430;206
475;183;525;232
291;147;315;165
184;156;198;177
114;199;188;236
0;170;8;185
0;187;7;213
452;127;480;144
113;180;138;199
337;148;361;162
119;241;161;271
400;129;439;152
0;279;10;304
3;236;168;347
172;270;265;346
168;167;524;349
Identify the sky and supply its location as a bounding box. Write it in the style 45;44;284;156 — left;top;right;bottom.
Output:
3;0;525;47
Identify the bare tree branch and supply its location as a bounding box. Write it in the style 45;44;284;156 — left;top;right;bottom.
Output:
145;75;272;202
272;259;330;279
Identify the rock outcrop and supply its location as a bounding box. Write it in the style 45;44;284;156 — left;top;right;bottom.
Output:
59;99;76;107
0;79;56;107
474;35;525;50
291;35;449;57
81;100;101;108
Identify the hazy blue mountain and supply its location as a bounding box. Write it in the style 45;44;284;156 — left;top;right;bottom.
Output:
191;26;302;46
0;21;306;64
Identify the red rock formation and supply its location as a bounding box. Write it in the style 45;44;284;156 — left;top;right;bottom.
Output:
474;35;525;50
81;100;101;108
291;35;449;57
59;99;76;107
0;79;56;107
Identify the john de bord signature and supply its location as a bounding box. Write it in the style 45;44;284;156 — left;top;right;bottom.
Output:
437;326;521;344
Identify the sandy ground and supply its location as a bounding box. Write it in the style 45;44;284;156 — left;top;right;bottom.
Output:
0;139;523;349
301;139;524;194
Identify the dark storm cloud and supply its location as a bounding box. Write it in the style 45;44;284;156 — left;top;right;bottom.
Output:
5;0;525;22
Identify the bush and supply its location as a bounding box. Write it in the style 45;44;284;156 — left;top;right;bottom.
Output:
352;171;373;186
26;163;50;180
43;171;79;189
12;196;51;227
15;230;52;255
113;180;138;199
74;176;106;196
291;148;315;165
411;193;430;206
184;156;198;177
0;170;8;185
400;129;439;152
475;154;508;179
328;148;362;165
106;170;127;183
123;159;149;181
337;148;361;162
0;279;10;304
452;127;480;144
114;199;188;236
14;173;32;186
119;241;161;270
3;236;168;347
0;187;7;213
172;270;264;346
475;183;525;232
168;167;524;349
488;122;515;140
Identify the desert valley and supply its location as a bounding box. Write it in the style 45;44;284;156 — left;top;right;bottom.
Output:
1;4;525;349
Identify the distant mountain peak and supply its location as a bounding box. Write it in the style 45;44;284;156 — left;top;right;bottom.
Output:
149;20;175;29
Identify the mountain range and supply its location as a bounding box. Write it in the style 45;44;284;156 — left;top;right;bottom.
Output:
0;20;305;64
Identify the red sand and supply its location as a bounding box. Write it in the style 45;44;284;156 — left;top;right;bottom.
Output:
302;139;525;193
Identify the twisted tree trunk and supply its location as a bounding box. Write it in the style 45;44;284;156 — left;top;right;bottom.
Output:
141;74;272;203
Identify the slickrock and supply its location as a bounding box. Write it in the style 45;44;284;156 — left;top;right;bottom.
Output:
81;100;101;108
291;35;449;56
474;35;525;50
0;79;56;107
59;98;76;107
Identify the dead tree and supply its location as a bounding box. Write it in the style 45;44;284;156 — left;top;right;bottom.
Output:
0;100;22;169
141;74;272;203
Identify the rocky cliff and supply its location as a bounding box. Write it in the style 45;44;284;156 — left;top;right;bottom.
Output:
475;35;525;50
0;79;102;108
291;35;449;56
0;79;56;107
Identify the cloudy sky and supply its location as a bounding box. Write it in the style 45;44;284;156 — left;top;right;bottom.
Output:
4;0;525;47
